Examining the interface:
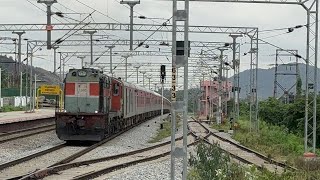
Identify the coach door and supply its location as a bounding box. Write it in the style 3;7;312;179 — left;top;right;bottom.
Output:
111;81;121;112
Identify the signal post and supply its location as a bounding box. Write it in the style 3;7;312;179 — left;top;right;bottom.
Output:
171;0;189;179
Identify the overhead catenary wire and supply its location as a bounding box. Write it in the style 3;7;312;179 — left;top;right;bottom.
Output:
258;24;306;33
51;12;94;48
134;17;172;51
74;0;166;41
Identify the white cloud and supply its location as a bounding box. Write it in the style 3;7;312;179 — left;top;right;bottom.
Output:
0;0;312;85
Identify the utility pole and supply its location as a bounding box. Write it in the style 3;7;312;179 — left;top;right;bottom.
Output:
28;44;36;113
225;67;230;116
106;45;115;76
120;0;140;51
84;30;97;65
77;56;86;68
122;55;130;82
160;65;166;121
0;68;2;110
37;0;57;49
62;58;65;80
230;34;242;128
140;70;146;86
133;65;140;84
147;74;152;90
52;46;59;73
20;72;23;108
201;72;207;118
12;31;25;84
25;44;29;112
171;0;189;178
59;52;62;81
218;48;228;124
13;39;17;86
33;74;37;111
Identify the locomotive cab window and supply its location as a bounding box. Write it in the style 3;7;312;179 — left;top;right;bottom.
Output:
113;83;120;96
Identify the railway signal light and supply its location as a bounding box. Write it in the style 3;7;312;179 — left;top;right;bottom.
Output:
160;65;166;83
176;41;190;57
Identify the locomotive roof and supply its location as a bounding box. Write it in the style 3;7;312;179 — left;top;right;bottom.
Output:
68;68;168;101
121;80;170;103
122;81;161;96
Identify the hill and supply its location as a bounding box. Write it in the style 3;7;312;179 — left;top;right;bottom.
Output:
235;63;320;99
0;55;60;88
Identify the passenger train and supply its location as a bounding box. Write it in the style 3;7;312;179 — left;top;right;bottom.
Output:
55;68;171;141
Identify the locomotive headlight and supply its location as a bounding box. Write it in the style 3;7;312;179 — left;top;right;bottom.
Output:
95;111;98;113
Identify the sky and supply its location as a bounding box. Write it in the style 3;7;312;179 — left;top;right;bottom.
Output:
0;0;311;89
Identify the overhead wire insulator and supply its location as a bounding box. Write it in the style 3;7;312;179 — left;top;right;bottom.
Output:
295;25;304;29
138;16;146;19
55;38;63;44
294;54;302;58
55;12;64;18
288;28;294;33
138;42;144;47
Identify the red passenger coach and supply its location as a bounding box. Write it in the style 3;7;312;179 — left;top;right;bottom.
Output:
55;68;170;141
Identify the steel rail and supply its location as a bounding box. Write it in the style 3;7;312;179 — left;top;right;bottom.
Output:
0;143;66;171
49;114;162;167
0;117;55;133
0;124;55;144
71;141;199;180
191;117;297;171
18;119;202;180
6;114;169;179
19;134;193;179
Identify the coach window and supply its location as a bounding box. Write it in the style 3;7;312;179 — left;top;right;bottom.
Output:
113;83;120;96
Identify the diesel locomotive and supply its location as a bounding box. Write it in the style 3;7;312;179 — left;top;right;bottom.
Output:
55;68;171;141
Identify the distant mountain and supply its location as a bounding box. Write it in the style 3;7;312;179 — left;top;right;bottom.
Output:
233;63;320;99
0;55;60;86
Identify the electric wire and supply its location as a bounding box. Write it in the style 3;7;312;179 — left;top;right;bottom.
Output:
133;17;172;50
74;0;167;42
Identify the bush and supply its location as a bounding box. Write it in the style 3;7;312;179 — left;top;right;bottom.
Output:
188;141;246;180
188;141;320;180
0;105;23;112
234;118;304;164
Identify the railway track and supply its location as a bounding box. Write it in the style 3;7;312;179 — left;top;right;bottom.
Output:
16;119;207;179
0;117;55;133
4;117;293;179
1;115;167;179
191;119;297;173
0;124;56;144
19;134;198;180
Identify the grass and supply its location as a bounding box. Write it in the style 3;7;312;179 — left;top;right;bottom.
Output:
211;121;232;132
231;116;320;178
232;116;305;164
188;123;320;180
0;105;24;112
148;115;181;143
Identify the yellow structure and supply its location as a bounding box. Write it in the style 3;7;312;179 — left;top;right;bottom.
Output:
36;85;64;112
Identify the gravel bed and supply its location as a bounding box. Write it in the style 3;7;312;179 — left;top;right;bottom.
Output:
0;146;87;179
95;157;183;180
74;114;180;162
96;146;196;180
0;131;63;164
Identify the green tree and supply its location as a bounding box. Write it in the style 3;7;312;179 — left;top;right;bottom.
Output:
296;73;302;98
